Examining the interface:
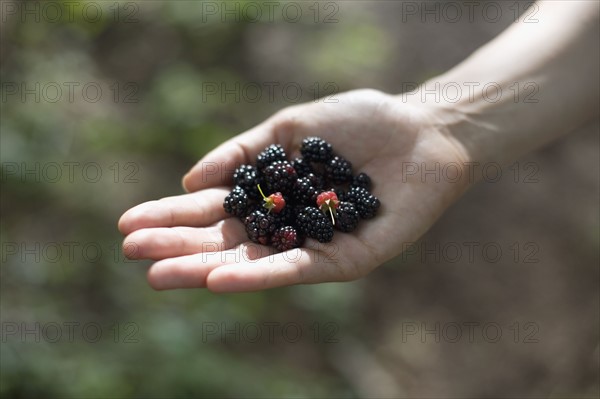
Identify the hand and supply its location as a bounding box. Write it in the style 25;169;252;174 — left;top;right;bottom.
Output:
118;89;471;292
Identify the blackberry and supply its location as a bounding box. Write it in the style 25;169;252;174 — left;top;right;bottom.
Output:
297;207;334;243
223;186;248;218
245;202;266;218
272;226;305;252
233;164;261;200
257;184;286;214
305;173;324;189
292;157;314;177
316;191;340;225
300;137;333;163
332;188;347;202
346;186;380;219
256;144;286;171
352;172;372;190
263;161;297;194
335;202;360;232
244;210;277;245
274;203;302;227
293;177;319;205
325;156;353;184
227;137;380;249
275;201;294;223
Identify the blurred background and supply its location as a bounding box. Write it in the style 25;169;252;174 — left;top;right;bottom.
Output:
1;0;598;397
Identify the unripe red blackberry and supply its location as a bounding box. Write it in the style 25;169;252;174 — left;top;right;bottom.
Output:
257;184;286;214
316;190;340;225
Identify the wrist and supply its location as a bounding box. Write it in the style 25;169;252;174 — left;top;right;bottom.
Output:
397;76;522;166
393;79;511;186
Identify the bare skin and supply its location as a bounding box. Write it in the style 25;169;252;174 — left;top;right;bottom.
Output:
119;90;470;292
118;1;598;292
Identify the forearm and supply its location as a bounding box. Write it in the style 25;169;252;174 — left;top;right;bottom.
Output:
403;0;599;166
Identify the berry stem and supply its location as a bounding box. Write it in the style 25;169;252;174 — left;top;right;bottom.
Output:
257;184;285;214
326;199;336;225
257;183;272;214
257;184;267;199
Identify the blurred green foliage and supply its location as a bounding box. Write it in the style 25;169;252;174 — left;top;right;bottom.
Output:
5;1;595;398
0;1;387;397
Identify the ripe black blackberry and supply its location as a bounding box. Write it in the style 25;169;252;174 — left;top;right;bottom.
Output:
272;226;305;251
244;210;277;245
300;137;333;163
223;186;248;218
325;156;353;184
293;177;319;205
292;157;314;177
335;202;360;232
256;144;286;171
306;173;324;190
244;202;263;218
272;200;296;226
233;164;261;200
352;172;372;190
346;186;380;219
332;187;347;202
263;161;297;195
297;207;334;243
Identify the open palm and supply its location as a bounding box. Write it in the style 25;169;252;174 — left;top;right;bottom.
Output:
118;89;470;292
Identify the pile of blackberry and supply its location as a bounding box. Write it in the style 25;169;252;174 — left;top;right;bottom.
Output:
223;137;380;251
